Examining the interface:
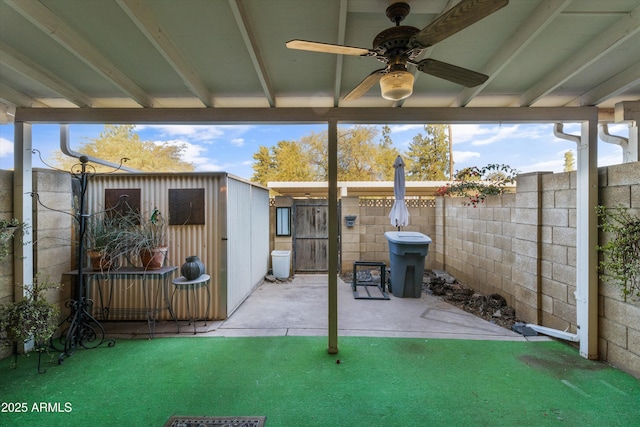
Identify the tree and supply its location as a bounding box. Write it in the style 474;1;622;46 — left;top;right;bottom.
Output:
374;125;400;180
251;140;315;185
405;124;450;180
563;150;575;172
53;124;194;172
251;145;275;185
251;125;399;183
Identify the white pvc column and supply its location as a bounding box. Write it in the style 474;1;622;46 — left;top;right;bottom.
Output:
575;119;599;359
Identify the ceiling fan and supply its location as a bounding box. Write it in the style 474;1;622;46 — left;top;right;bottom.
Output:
286;0;509;102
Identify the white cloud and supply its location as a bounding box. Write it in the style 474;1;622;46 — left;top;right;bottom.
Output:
0;137;13;157
231;138;244;147
137;124;254;144
518;159;564;174
470;125;521;146
196;161;236;172
598;153;623;168
452;150;481;163
387;124;424;133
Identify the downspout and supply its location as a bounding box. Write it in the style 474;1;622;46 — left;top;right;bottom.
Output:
59;124;139;172
599;124;633;163
524;123;584;342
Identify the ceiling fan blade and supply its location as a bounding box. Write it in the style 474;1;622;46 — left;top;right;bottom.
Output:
286;40;375;57
413;0;509;47
416;59;488;87
344;69;386;101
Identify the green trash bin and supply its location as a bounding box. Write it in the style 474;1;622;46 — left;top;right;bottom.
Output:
384;231;432;298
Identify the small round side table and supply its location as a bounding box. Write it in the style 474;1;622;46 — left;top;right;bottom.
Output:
171;274;211;334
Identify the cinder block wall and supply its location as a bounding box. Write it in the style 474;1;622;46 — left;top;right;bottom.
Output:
597;162;640;377
0;169;72;360
340;197;437;273
0;170;14;360
432;163;640;378
433;193;517;306
32;169;73;313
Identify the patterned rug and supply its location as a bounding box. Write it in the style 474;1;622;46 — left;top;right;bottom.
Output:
164;416;266;427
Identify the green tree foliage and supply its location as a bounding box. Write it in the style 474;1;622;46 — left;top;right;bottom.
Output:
597;205;640;301
563;150;575;172
405;124;450;180
374;125;400;180
251;125;399;185
251;140;316;185
53;125;194;172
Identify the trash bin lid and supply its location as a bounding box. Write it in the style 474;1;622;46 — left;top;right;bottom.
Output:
384;231;432;245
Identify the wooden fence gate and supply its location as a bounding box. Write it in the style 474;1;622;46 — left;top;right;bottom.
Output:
293;200;340;272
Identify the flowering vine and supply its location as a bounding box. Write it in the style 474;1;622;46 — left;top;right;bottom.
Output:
436;164;518;207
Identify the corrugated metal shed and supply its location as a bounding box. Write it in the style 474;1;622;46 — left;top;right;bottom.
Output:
86;172;269;320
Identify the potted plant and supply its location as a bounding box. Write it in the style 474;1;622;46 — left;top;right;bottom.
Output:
127;208;169;270
0;274;61;371
85;212;124;271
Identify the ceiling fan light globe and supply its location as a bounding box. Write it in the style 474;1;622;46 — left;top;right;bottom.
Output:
380;70;414;101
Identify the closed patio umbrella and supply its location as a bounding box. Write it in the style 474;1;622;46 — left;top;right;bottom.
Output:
389;155;409;230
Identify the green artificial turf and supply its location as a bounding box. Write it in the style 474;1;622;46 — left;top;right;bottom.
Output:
0;337;639;426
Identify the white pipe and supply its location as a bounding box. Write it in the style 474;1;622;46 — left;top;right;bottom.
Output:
599;123;633;163
527;123;588;347
553;122;580;143
525;324;580;342
60;124;139;172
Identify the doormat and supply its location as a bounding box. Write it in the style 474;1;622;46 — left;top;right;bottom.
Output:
164;415;266;427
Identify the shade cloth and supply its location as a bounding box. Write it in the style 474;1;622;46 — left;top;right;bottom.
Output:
389;155;409;228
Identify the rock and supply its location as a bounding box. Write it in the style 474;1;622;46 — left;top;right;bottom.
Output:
356;270;372;282
488;293;507;309
512;322;538;336
264;275;277;282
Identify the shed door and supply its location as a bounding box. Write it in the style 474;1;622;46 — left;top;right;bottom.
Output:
294;202;328;272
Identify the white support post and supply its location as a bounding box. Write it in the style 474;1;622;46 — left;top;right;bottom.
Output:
615;101;640;162
13;121;34;352
575;120;599;359
627;123;638;162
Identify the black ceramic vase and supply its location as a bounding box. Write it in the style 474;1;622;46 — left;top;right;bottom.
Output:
181;255;205;280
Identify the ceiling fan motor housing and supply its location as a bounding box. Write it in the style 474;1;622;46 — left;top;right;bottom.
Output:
373;26;420;57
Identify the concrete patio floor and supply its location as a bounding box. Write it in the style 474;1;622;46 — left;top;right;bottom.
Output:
105;274;548;342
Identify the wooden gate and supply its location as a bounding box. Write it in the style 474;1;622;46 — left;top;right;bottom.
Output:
293;200;330;272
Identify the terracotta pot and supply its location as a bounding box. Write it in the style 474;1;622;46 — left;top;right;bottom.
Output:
88;250;115;271
140;246;168;270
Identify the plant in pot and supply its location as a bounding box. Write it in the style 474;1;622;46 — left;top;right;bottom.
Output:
130;208;169;270
0;274;61;371
85;212;124;271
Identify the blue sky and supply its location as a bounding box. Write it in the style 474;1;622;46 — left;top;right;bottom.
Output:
0;122;628;180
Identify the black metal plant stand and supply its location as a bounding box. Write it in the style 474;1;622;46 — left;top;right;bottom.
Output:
40;155;117;363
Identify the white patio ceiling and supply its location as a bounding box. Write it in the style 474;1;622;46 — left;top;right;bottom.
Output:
1;0;639;118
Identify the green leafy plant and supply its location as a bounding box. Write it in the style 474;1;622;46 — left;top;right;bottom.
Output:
0;274;61;349
436;164;518;207
109;208;169;269
85;210;134;270
0;218;27;261
597;205;640;302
